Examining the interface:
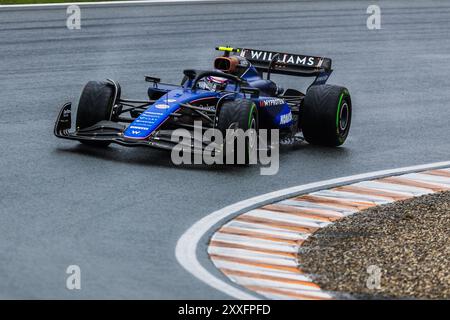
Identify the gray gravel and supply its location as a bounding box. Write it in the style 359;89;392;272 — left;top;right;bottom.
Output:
299;191;450;299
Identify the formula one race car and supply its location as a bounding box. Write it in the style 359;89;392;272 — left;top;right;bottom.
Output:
55;46;352;160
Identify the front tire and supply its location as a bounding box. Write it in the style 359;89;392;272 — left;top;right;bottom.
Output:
301;84;352;146
76;81;117;147
217;99;258;164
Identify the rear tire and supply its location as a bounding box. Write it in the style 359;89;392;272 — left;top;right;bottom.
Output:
217;99;258;164
301;84;352;146
76;81;117;147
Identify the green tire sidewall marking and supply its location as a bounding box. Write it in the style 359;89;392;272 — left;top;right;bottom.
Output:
336;93;345;130
336;90;350;134
248;103;256;129
246;102;256;157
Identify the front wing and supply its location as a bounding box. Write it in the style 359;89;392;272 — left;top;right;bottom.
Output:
54;103;206;153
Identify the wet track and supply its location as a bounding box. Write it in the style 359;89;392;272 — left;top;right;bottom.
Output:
0;0;449;298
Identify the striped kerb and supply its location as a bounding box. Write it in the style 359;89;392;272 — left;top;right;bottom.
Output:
207;168;450;300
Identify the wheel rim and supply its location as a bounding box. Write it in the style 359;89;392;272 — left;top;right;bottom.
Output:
248;116;257;150
227;122;238;130
339;101;349;132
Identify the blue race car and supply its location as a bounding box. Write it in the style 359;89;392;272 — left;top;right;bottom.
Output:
55;46;352;157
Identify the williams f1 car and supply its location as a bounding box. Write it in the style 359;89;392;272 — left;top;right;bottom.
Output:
55;46;352;159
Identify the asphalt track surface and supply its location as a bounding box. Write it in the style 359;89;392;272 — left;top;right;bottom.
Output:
0;0;449;299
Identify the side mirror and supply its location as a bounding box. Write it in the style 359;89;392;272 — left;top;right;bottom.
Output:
183;69;197;80
145;75;161;88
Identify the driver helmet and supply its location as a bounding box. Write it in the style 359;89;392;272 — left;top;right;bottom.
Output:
203;75;229;91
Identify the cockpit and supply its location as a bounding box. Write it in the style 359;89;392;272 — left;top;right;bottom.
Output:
213;54;283;97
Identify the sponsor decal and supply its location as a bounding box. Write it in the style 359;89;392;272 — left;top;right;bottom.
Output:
196;105;216;111
129;125;149;130
143;111;164;116
279;112;293;125
155;104;170;109
242;49;318;67
260;98;285;107
239;59;249;67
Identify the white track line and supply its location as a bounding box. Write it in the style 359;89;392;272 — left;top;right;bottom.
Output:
312;190;390;204
175;161;450;300
0;0;219;9
243;209;330;228
211;234;299;253
357;180;431;195
213;262;309;280
405;173;450;187
225;221;308;240
207;248;298;267
279;199;355;214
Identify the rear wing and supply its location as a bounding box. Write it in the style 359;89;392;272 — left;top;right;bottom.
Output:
216;46;332;78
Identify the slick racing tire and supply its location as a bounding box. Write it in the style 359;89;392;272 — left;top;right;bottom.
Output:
76;81;117;147
301;84;352;147
217;99;258;165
